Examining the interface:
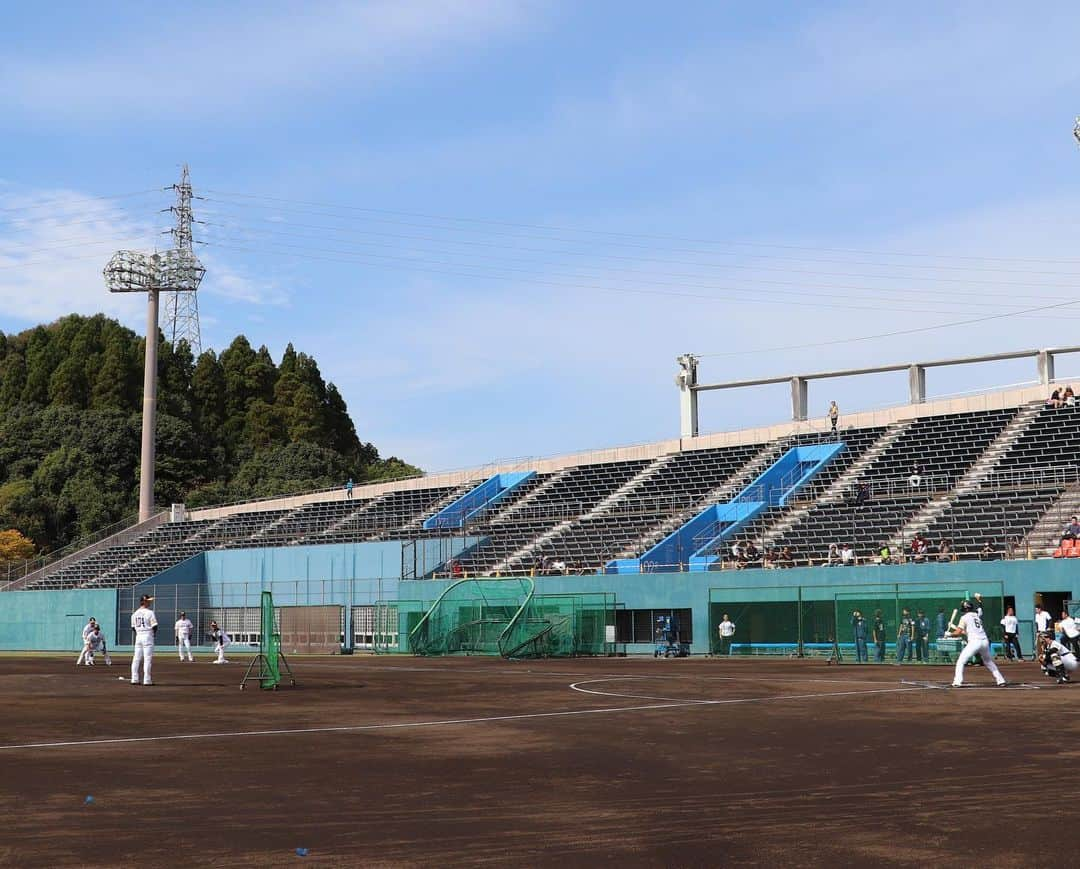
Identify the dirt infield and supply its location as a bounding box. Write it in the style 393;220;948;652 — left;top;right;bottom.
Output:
0;654;1068;867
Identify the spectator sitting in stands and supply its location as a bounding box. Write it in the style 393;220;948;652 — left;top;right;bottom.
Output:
840;543;856;566
910;533;928;562
936;539;953;563
779;545;795;568
878;542;892;565
762;548;776;569
851;482;870;505
827;542;841;567
1062;516;1080;542
730;540;743;567
551;558;567;575
743;541;761;568
1066;385;1076;406
1047;388;1064;408
979;540;999;561
448;558;464;579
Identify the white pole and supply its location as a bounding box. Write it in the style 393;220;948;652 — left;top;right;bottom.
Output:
138;288;160;522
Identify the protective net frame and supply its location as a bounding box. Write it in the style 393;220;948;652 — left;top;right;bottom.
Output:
240;591;296;691
499;591;616;659
409;579;616;658
262;591;281;688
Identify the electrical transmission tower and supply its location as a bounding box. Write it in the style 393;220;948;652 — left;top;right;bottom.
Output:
163;164;204;354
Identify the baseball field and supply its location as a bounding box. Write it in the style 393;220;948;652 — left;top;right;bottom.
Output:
0;655;1063;867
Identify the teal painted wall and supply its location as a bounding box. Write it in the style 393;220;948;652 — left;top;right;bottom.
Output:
0;588;118;651
153;553;206;585
401;559;1080;655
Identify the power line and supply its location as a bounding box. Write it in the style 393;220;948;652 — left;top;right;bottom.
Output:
692;297;1080;357
198;238;1080;321
0;188;164;214
202;188;1080;267
200;194;1080;278
196;218;1080;302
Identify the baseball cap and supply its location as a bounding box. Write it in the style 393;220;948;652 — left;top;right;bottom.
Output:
140;594;154;603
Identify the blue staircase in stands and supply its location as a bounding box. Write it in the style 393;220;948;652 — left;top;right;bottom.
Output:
605;443;844;573
423;472;535;530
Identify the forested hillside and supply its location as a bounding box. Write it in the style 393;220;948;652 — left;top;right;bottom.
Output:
0;314;419;554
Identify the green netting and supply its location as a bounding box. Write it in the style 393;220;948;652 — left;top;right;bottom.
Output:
409;579;615;658
500;592;615;659
260;590;281;690
411;578;533;656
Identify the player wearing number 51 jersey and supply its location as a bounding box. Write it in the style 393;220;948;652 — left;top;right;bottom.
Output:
130;594;158;686
949;600;1006;688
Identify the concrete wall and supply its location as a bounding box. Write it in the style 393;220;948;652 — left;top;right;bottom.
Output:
188;380;1058;523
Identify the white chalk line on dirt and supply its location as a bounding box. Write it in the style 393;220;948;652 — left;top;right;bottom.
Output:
567;678;927;705
285;661;919;687
0;682;925;752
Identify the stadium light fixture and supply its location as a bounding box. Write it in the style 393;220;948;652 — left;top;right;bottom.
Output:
104;169;205;523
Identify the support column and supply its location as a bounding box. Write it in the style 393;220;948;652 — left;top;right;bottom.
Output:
677;354;699;438
790;376;808;421
1038;350;1056;387
139;287;160;523
908;364;926;404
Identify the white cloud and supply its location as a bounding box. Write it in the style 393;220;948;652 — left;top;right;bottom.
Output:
0;0;538;122
0;191;161;327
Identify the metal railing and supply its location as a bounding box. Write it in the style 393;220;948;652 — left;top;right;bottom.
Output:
1;512;164;592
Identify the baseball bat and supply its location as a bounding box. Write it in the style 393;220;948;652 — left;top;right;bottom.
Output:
946;608;958;631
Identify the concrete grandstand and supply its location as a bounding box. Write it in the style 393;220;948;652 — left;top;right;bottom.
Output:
5;372;1079;594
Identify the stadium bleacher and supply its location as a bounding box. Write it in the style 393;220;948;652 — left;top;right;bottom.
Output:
12;390;1080;591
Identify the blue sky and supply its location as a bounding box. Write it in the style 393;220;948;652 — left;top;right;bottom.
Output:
3;1;1080;471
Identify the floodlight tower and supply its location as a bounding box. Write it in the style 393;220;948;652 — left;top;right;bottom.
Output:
104;168;206;522
164;165;203;354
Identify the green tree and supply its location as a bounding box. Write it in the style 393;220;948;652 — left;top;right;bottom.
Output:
230;442;351;499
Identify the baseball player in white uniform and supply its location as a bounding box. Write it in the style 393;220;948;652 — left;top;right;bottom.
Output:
130;594;158;686
175;611;195;662
948;599;1006;688
85;626;112;666
1042;638;1079;684
209;620;231;664
75;617;97;666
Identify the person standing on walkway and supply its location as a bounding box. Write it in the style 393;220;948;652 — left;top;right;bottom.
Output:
872;609;887;662
851;610;869;662
1000;607;1023;661
828;401;840;435
1035;605;1054;661
915;610;931;663
896;608;915;663
717;614;736;656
